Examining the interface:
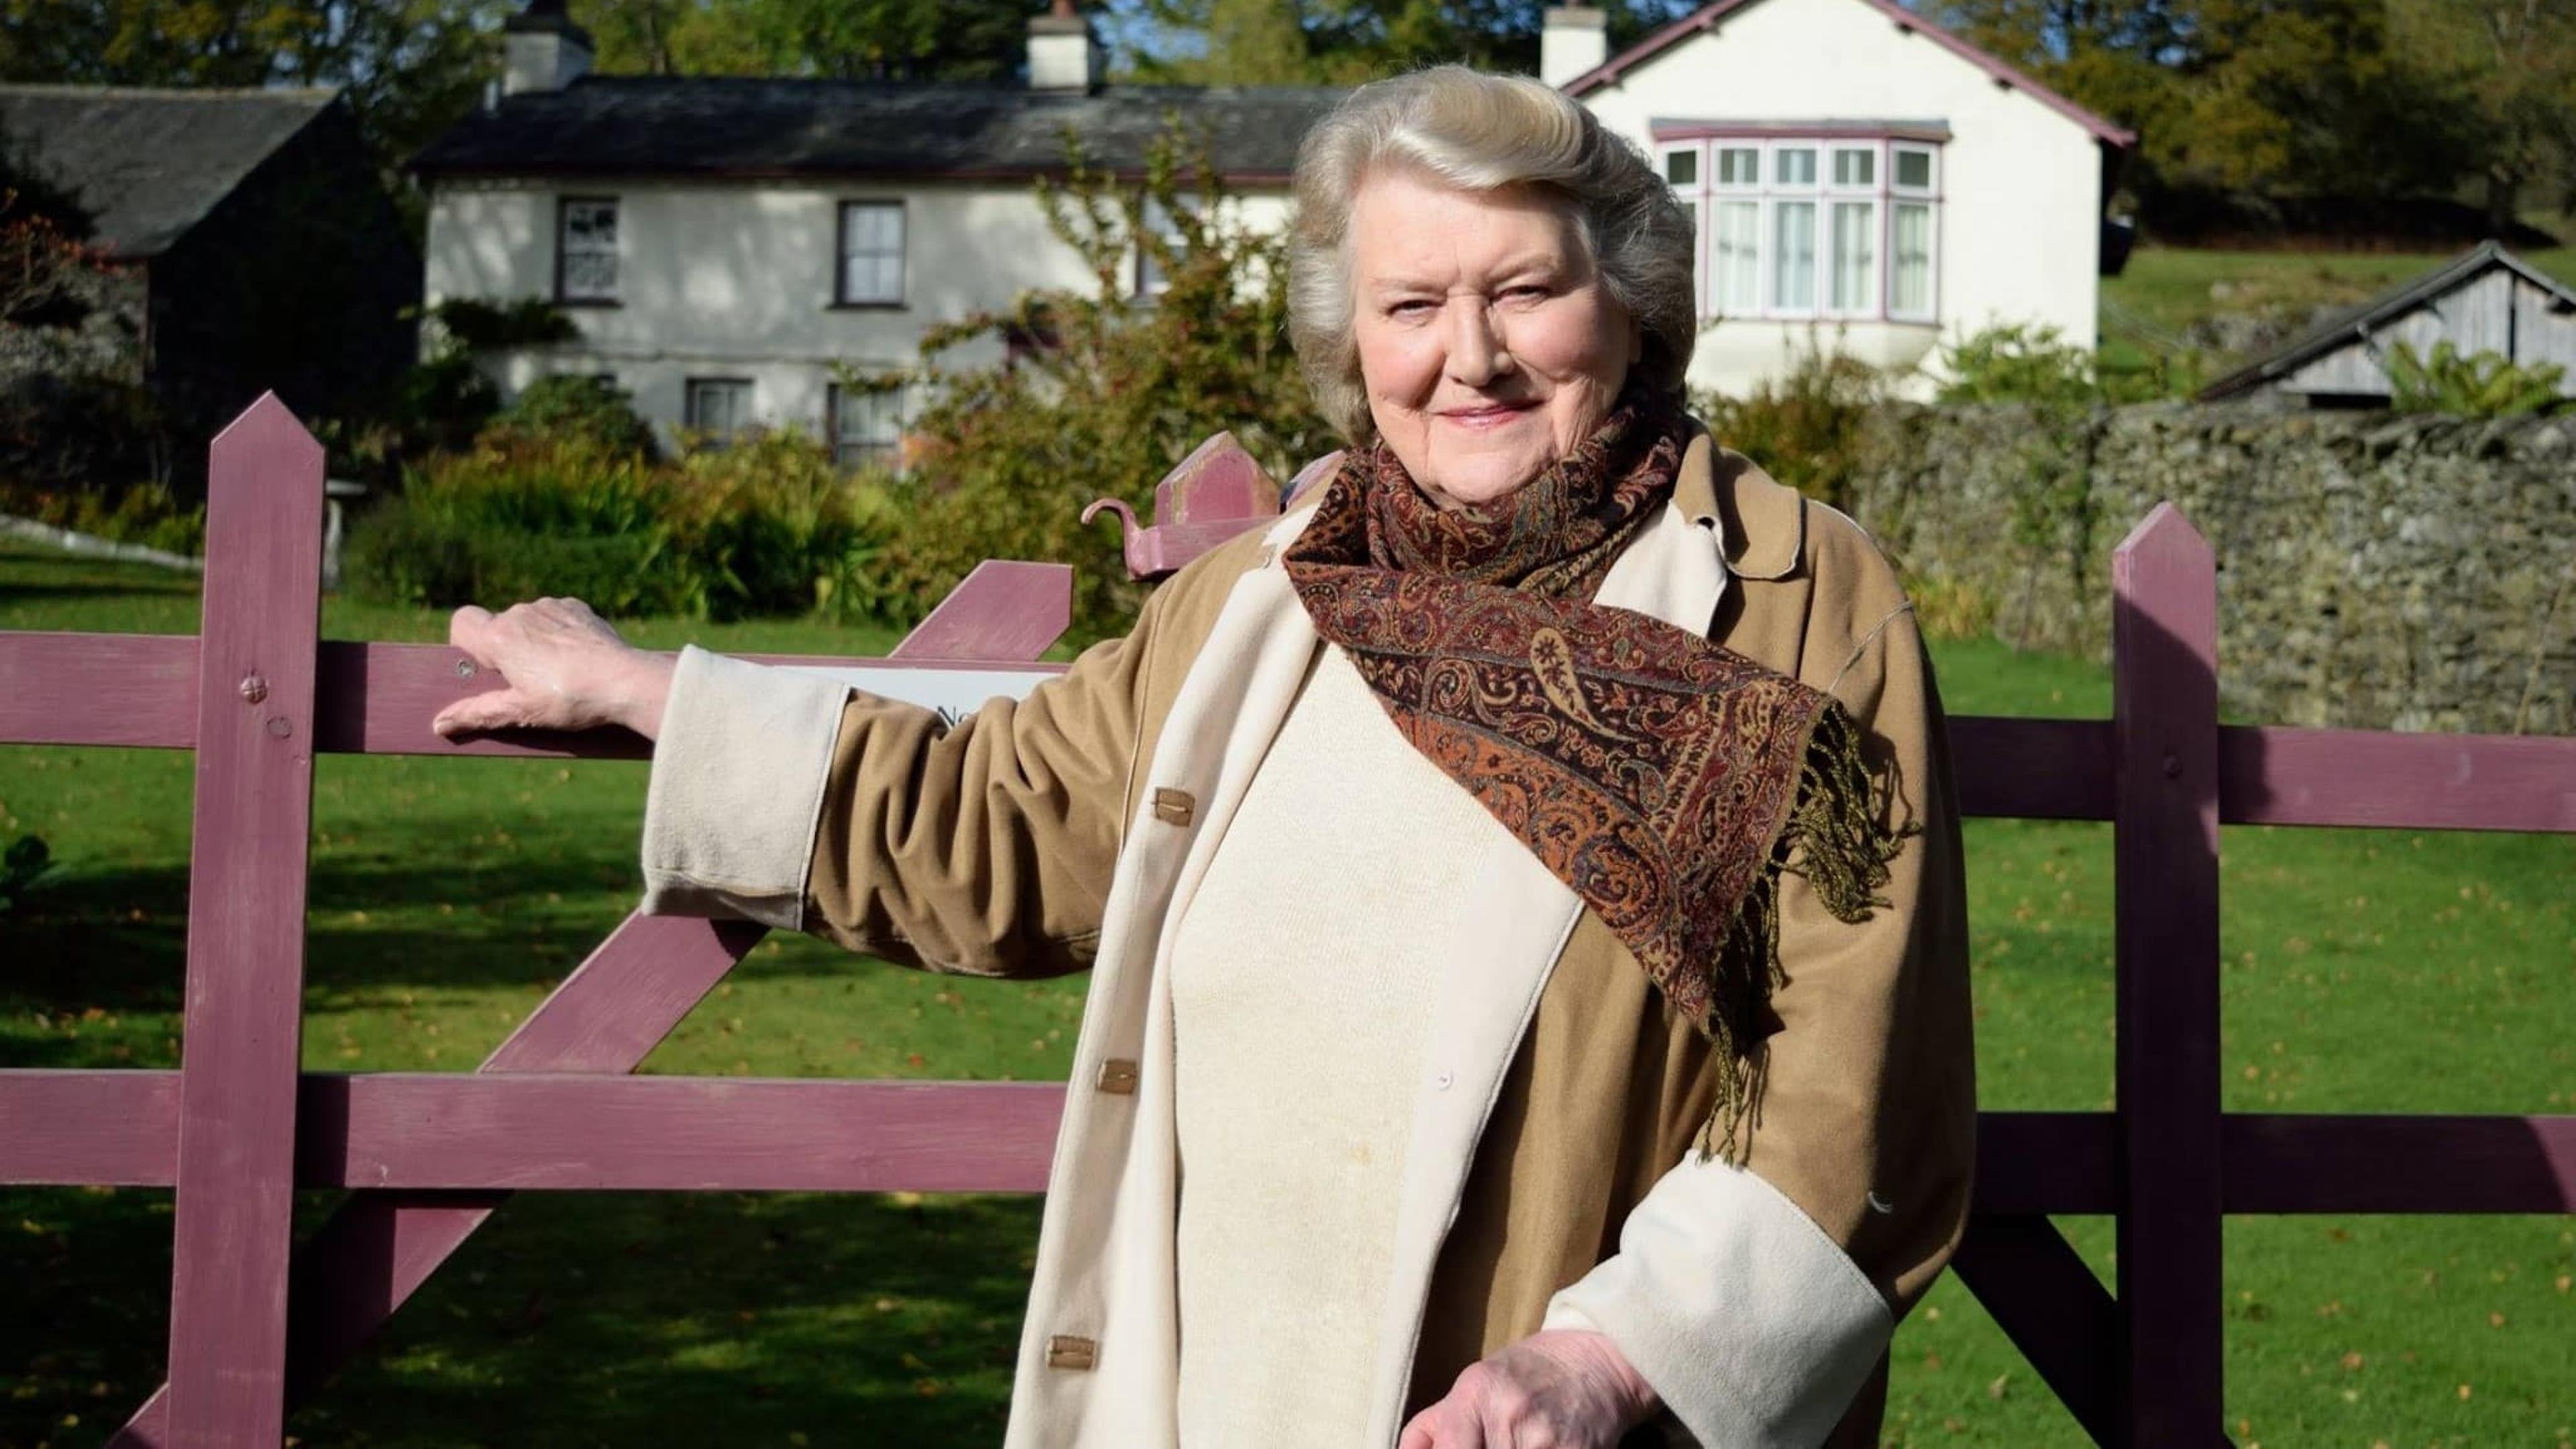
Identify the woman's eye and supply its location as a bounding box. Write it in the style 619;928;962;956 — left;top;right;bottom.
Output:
1503;285;1551;302
1389;300;1435;318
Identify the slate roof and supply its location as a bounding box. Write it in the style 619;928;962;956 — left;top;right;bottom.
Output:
411;78;1349;184
0;85;339;258
2196;242;2576;401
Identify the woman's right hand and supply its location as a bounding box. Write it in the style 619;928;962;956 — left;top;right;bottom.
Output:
433;597;678;742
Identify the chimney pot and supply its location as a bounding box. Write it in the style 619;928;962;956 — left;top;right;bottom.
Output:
502;0;594;95
1028;2;1100;91
1540;6;1610;89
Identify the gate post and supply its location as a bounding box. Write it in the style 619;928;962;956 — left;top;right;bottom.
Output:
163;395;327;1444
2109;503;2224;1444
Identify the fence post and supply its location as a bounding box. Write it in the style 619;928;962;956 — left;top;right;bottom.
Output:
162;395;327;1445
2110;502;2224;1445
116;557;1076;1440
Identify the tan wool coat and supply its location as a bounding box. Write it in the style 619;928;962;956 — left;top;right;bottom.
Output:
638;428;1978;1447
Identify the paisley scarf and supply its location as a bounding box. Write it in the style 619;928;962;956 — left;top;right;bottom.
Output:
1282;394;1911;1159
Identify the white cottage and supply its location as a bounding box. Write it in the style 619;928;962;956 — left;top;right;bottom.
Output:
413;0;2135;447
411;0;1320;461
1542;0;2135;396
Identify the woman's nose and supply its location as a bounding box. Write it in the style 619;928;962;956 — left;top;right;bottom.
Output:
1443;300;1513;387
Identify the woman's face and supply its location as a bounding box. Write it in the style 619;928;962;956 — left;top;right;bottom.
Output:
1348;166;1641;509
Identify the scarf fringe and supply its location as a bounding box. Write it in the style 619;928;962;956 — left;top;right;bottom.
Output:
1695;703;1918;1164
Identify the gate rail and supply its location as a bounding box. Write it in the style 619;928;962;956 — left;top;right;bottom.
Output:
1;396;2571;1446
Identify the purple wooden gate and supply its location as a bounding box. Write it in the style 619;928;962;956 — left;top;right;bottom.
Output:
2;396;2571;1446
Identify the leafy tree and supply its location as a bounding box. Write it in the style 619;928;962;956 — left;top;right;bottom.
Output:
0;0;508;176
1126;1;1707;85
1938;0;2472;205
2390;0;2576;231
869;122;1337;639
569;0;1042;78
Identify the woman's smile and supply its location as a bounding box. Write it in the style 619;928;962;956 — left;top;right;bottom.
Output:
1436;400;1542;431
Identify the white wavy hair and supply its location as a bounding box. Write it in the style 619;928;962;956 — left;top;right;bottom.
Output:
1287;65;1699;446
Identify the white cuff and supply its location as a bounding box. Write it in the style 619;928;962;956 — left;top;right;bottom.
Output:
639;646;851;929
1542;1157;1891;1448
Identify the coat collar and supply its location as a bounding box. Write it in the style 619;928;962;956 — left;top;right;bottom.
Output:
1674;425;1807;583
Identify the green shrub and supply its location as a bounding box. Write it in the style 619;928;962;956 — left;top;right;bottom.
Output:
1693;341;1884;513
2384;340;2570;417
343;431;899;624
485;374;660;460
670;429;904;623
873;126;1337;642
1935;323;2104;408
0;476;204;556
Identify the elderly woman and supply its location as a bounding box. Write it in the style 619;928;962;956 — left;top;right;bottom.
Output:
435;66;1974;1449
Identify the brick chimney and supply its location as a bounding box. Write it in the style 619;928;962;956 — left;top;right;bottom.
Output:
1540;5;1609;89
1028;0;1101;93
504;0;594;97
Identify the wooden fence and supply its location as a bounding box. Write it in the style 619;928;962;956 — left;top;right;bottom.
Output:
2;394;2571;1446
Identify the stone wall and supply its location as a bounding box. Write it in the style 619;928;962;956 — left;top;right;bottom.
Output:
1843;404;2576;735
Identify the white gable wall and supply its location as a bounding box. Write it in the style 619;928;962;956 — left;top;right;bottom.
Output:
423;177;1291;446
1577;0;2104;397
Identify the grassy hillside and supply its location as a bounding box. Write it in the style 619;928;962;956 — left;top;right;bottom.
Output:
2099;244;2576;394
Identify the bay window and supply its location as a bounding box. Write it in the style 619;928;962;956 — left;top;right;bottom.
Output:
1652;128;1945;325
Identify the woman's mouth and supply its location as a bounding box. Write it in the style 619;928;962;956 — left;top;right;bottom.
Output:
1436;402;1538;431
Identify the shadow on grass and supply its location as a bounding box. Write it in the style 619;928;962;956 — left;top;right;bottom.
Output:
1;1186;1043;1447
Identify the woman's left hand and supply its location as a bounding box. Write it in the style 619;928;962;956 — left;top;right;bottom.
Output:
1397;1328;1660;1448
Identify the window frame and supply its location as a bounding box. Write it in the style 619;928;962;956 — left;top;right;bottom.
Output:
1652;127;1945;326
1891;143;1941;196
1888;198;1940;323
1711;197;1762;318
834;199;908;309
824;378;907;474
1713;144;1762;191
1825;197;1880;318
683;376;755;444
1768;197;1820;318
1827;145;1878;193
554;195;622;307
1888;144;1943;323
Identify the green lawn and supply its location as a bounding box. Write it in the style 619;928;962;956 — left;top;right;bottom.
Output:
2098;243;2576;394
3;545;2570;1447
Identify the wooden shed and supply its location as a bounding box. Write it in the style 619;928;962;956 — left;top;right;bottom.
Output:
2197;243;2576;406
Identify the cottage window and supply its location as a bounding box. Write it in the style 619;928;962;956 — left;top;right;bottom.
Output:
839;201;906;307
1656;131;1943;325
557;197;619;303
1712;201;1761;315
685;378;753;443
1772;201;1817;313
1890;144;1939;321
827;381;905;472
1892;203;1935;320
1893;145;1937;191
1829;201;1877;314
